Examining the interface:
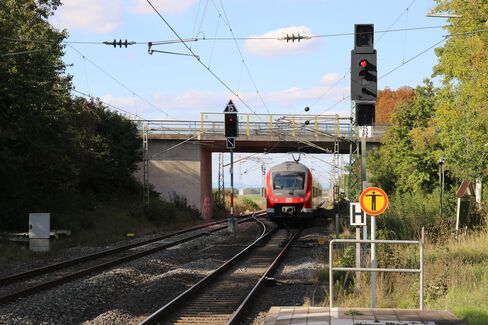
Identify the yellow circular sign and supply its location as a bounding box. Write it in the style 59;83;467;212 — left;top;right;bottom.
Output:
359;187;388;216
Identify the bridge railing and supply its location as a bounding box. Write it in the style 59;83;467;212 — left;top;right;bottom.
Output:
136;113;389;138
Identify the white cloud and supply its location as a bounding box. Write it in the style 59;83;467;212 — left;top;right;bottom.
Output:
320;73;343;85
130;0;197;15
52;0;122;33
95;72;349;120
245;26;321;57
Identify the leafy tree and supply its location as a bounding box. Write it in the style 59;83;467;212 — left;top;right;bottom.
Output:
0;0;143;230
432;0;488;181
0;0;73;226
369;81;440;194
375;87;415;124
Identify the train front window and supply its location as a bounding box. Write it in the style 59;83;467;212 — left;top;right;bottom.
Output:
273;172;305;190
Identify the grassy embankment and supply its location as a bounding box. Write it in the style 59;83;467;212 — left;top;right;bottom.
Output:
0;195;202;269
331;230;488;325
213;191;264;218
1;192;264;269
326;192;488;325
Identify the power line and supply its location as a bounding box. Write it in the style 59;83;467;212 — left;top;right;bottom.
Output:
214;0;270;114
145;0;264;121
307;2;432;111
317;36;449;115
376;0;417;43
67;44;174;119
2;25;448;46
379;37;446;81
72;89;145;119
377;28;488;81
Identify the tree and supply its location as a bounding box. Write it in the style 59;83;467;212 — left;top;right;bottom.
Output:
375;87;415;124
368;81;440;194
432;0;488;182
0;0;143;230
0;0;74;227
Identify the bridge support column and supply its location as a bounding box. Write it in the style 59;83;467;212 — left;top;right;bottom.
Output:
200;148;213;220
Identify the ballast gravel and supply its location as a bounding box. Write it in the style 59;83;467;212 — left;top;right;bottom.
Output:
249;225;331;325
0;220;262;325
0;221;331;325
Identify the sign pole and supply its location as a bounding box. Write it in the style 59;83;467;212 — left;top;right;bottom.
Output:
371;215;376;307
361;135;376;307
229;149;237;233
355;226;361;290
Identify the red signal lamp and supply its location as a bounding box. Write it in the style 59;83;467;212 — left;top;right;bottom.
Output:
359;59;368;68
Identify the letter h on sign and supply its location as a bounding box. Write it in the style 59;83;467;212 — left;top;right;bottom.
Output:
350;202;366;226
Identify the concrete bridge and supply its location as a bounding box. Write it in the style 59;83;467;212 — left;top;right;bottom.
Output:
136;113;387;219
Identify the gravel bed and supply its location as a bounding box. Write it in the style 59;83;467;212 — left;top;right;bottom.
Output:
0;219;263;324
248;225;331;325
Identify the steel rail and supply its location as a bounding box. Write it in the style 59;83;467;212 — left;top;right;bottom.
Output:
227;228;301;324
140;213;272;324
0;211;262;286
0;212;265;304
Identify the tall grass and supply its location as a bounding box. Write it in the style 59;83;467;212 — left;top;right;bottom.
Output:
330;219;488;324
0;193;203;269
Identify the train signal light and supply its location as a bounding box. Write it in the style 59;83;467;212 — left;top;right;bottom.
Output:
224;113;238;138
354;24;374;50
224;100;239;138
351;52;377;102
351;24;377;126
356;102;375;126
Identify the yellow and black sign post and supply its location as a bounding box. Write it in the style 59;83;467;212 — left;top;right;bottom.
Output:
359;186;388;308
359;187;388;216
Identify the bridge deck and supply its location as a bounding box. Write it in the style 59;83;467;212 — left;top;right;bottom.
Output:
140;114;386;154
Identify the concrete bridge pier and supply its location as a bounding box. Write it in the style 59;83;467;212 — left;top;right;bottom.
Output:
138;140;213;220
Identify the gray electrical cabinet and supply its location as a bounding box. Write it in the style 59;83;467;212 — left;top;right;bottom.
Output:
29;213;50;239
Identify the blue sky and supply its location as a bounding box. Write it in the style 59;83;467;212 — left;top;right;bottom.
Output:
51;0;449;189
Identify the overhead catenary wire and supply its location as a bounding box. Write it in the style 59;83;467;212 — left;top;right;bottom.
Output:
215;0;270;114
315;29;488;115
1;25;453;49
145;0;265;123
376;0;417;43
72;89;145;119
67;44;175;119
308;0;424;110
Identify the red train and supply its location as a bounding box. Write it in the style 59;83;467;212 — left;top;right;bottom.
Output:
265;161;324;221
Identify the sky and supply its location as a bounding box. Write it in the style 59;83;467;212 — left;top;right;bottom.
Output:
50;0;450;189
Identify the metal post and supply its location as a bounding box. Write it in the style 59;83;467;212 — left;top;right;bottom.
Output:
335;213;339;236
218;152;225;208
371;216;376;307
361;135;375;307
420;227;425;310
438;159;444;215
228;149;237;233
329;240;333;308
355;227;361;290
361;136;368;242
261;162;266;207
142;122;150;207
441;162;444;212
239;161;243;196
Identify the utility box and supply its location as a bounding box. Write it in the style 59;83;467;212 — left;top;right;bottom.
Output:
29;213;50;239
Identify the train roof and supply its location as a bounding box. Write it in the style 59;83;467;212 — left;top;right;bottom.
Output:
268;161;310;173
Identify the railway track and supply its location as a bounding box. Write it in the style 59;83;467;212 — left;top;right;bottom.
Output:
140;216;299;325
0;211;265;304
